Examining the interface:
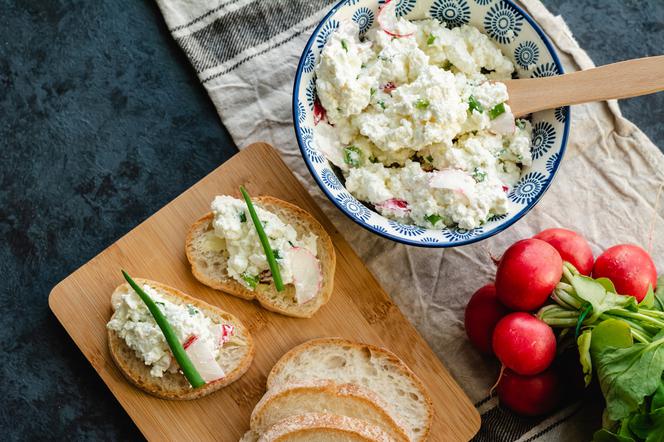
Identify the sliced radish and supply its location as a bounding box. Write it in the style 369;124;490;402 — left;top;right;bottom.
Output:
430;169;476;196
376;198;410;215
313;98;327;125
490;106;516;135
182;335;198;350
377;0;414;38
382;82;397;93
185;337;225;383
288;247;322;304
212;324;235;346
316;123;348;171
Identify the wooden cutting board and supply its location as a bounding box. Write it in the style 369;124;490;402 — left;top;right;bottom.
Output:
49;142;480;441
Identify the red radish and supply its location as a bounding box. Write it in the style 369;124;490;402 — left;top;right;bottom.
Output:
495;239;563;311
429;169;475;196
534;228;594;275
377;0;414;38
382;82;397;93
492;312;556;375
182;335;198;350
593;244;657;302
464;284;509;354
313;98;327;125
288;247;322;304
185;336;225;382
213;324;235;346
497;368;561;416
376;198;410;215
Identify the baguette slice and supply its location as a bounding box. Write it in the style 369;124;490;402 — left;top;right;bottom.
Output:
257;413;395;442
185;196;336;318
107;279;254;400
267;338;433;441
250;380;409;441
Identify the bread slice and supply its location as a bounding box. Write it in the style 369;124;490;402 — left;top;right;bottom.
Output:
256;413;395;442
107;279;255;400
267;338;433;441
185;196;336;318
250;380;409;441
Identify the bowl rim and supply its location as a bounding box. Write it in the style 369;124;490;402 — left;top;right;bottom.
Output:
292;0;570;248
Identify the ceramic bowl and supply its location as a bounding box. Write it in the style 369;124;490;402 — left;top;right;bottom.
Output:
293;0;570;247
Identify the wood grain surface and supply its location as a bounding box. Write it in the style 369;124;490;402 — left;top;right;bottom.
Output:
505;55;664;116
49;143;480;441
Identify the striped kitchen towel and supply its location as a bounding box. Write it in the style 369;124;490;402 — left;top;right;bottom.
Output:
155;0;664;440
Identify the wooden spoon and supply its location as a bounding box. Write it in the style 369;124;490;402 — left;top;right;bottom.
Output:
504;55;664;117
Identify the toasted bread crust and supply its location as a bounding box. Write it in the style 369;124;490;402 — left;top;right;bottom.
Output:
185;196;336;318
266;338;433;441
257;413;394;442
107;278;255;400
250;380;409;441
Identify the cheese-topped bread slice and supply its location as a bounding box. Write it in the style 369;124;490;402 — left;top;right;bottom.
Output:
250;380;409;441
256;413;395;442
107;278;254;400
186;196;335;318
267;338;433;441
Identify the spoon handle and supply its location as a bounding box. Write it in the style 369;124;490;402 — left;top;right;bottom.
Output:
504;55;664;117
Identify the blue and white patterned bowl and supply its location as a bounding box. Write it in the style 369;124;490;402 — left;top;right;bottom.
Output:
293;0;570;247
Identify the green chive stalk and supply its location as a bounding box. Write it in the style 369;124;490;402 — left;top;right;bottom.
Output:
239;186;285;292
122;271;205;388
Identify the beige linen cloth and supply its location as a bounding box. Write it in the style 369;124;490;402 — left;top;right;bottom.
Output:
156;0;664;439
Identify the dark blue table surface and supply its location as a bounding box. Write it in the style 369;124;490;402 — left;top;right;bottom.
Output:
1;0;662;439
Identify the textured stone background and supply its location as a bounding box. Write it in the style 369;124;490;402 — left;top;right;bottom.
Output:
0;0;661;439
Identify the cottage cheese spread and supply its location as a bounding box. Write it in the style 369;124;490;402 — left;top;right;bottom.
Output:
107;284;232;378
210;196;318;290
314;11;532;230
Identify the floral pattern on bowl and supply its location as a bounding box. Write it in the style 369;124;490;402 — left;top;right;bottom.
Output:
293;0;570;247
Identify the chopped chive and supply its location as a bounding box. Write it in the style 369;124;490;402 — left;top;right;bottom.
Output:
426;155;434;163
239;211;247;223
427;34;435;45
273;249;281;260
489;102;506;120
378;100;386;109
122;271;205;388
370;87;376;96
515;119;526;130
239;186;285;292
415;98;430;110
472;167;487;183
341;39;349;52
241;273;259;289
468;95;484;113
425;214;443;225
343;145;362;168
369;155;379;163
187;305;199;316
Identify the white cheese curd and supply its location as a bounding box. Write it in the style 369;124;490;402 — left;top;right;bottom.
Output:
210;196;318;291
107;285;231;378
313;10;533;230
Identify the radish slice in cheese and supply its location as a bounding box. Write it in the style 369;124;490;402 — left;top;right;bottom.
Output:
490;105;516;135
430;169;476;196
376;198;410;215
288;247;322;304
185;337;225;383
377;0;415;38
316;123;348;171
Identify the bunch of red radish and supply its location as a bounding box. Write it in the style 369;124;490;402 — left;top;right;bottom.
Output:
465;228;658;416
